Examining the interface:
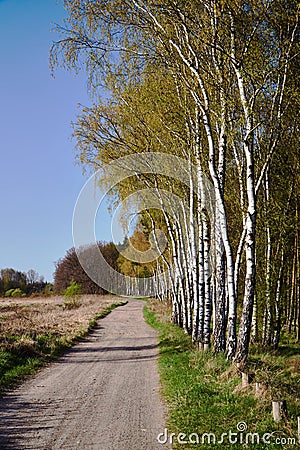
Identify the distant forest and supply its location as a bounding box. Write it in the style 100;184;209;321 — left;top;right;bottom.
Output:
0;268;50;297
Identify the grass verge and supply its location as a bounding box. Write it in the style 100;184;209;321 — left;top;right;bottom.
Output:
144;300;299;449
0;300;127;395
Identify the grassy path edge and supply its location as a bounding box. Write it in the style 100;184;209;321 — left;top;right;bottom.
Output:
144;303;299;449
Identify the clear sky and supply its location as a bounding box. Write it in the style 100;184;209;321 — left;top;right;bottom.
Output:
0;0;114;282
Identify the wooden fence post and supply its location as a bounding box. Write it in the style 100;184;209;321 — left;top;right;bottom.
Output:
255;382;267;397
272;400;287;422
241;372;249;388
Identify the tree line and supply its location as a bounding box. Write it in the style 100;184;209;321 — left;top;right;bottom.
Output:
54;234;155;294
54;242;118;294
51;0;300;365
0;268;49;297
0;237;150;298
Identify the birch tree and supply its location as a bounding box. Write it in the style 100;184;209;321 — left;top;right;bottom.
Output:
51;0;300;363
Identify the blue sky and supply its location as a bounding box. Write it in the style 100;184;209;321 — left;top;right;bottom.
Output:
0;0;114;282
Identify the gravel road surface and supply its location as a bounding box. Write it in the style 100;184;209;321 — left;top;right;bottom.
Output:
0;299;168;449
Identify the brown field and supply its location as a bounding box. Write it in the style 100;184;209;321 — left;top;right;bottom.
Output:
0;295;124;353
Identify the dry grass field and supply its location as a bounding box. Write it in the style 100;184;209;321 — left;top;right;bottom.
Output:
0;295;121;341
0;295;126;392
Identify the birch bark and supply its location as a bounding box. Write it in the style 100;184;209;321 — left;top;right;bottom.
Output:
230;14;256;365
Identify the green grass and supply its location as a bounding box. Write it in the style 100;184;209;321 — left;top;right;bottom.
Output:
0;301;127;395
144;304;299;449
0;352;43;390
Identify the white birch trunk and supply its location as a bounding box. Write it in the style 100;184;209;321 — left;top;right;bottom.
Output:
188;166;200;342
230;14;256;364
194;96;236;358
234;139;256;364
273;248;284;350
195;159;208;345
251;293;258;343
262;173;272;347
213;111;227;352
173;220;190;334
202;208;212;347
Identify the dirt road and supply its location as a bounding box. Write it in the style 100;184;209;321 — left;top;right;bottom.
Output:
0;299;168;449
